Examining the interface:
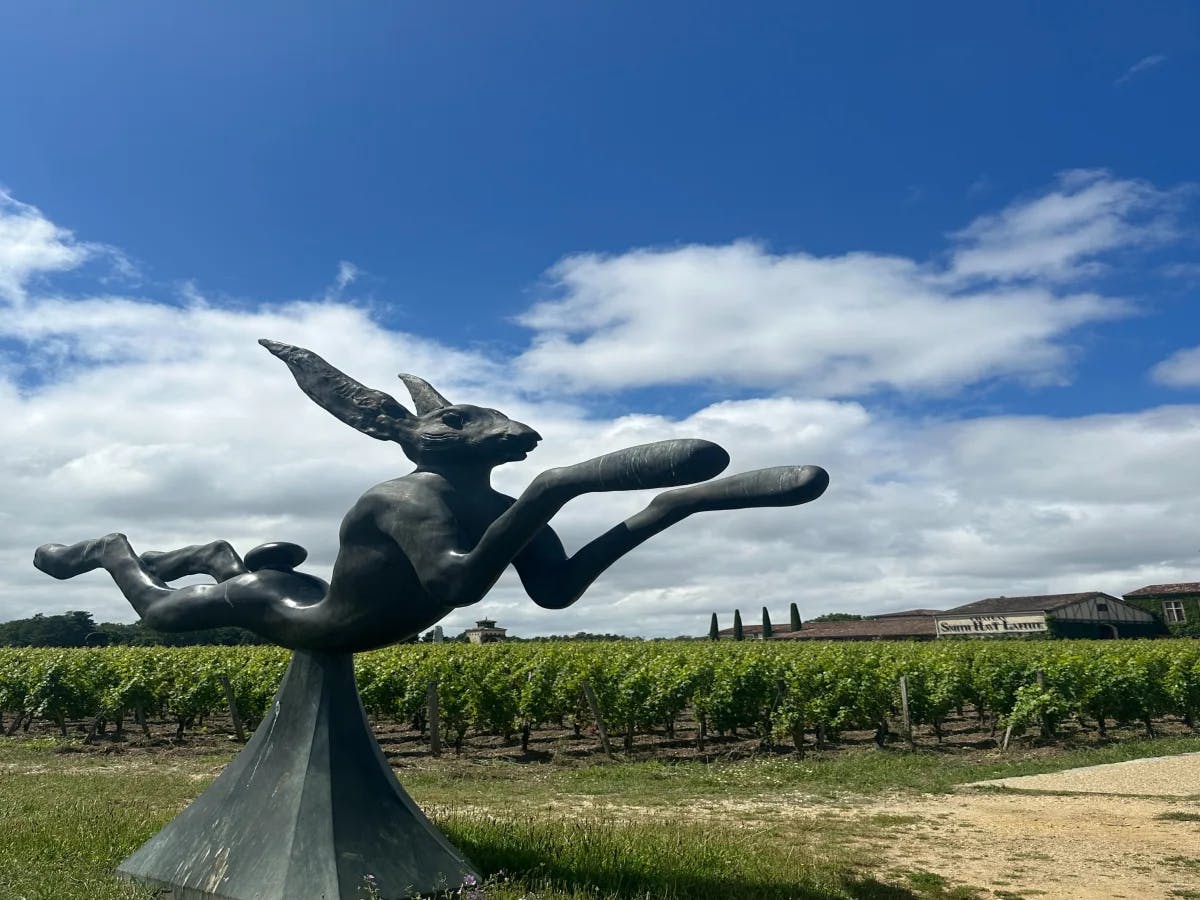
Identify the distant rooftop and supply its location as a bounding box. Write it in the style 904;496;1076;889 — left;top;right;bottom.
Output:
942;592;1118;616
774;613;937;641
717;609;941;641
1124;582;1200;597
716;623;780;636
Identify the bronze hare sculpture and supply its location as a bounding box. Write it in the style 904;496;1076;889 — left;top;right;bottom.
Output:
36;339;828;652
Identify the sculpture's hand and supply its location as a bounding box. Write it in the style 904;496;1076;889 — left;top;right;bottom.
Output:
535;439;730;497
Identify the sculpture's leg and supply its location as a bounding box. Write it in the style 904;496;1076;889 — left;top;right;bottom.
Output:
35;536;328;642
36;535;247;585
140;540;248;582
521;465;828;609
35;534;245;630
34;534;172;616
118;651;476;899
34;534;130;580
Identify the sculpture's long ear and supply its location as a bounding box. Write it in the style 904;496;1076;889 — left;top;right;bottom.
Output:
260;339;414;442
398;374;451;415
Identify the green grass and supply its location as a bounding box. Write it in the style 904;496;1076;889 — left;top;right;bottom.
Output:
0;762;911;900
0;769;171;900
1;732;1197;899
435;813;909;899
896;870;982;899
1158;811;1200;823
1164;856;1200;873
395;734;1200;808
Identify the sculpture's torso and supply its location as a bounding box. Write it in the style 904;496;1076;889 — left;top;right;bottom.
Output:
317;471;513;651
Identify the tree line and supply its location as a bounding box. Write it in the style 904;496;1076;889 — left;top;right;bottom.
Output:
0;611;264;648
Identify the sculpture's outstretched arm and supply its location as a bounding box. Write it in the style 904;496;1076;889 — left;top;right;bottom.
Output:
512;464;828;610
402;439;730;608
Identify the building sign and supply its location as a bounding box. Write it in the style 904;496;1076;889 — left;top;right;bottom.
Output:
936;614;1047;636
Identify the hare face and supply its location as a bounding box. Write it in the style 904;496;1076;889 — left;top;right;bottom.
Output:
255;341;542;469
408;404;542;465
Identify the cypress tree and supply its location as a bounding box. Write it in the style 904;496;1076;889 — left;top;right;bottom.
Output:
789;602;802;632
761;607;773;639
708;613;720;641
733;609;744;641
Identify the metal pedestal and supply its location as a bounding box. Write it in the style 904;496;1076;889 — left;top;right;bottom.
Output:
118;651;476;899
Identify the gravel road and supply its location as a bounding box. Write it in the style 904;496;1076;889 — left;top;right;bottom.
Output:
856;752;1200;898
970;751;1200;797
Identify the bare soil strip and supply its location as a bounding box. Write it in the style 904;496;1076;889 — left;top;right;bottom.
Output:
864;790;1200;899
970;751;1200;797
863;753;1200;898
490;754;1200;899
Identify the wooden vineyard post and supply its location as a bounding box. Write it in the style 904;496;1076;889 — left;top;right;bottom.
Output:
134;705;151;738
1001;722;1014;751
219;675;246;743
899;675;914;748
580;680;615;760
1035;669;1052;739
427;682;442;756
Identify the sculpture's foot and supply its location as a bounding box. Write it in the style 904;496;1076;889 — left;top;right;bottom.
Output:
33;533;128;580
742;464;830;506
656;464;829;513
141;539;252;583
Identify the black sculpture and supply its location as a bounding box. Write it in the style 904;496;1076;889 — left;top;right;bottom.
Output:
34;340;829;899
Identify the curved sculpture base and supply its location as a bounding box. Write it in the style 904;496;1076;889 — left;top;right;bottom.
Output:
118;651;476;899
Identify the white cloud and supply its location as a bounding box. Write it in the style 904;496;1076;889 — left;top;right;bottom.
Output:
1116;53;1167;85
0;191;95;304
5;315;1199;637
515;171;1185;397
325;260;360;299
3;184;1199;640
433;400;1200;635
948;169;1178;283
1153;346;1200;387
516;249;1121;397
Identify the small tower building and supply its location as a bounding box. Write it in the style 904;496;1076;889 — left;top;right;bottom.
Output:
464;619;508;644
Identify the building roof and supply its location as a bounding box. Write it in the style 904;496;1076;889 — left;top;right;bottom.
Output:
774;613;937;640
716;623;787;636
941;592;1118;616
1124;582;1200;598
465;621;506;632
716;609;944;640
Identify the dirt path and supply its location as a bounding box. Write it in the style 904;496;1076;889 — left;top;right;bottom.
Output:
864;790;1199;898
861;753;1200;899
512;753;1200;899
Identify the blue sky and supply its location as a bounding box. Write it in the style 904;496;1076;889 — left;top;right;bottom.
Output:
1;3;1198;635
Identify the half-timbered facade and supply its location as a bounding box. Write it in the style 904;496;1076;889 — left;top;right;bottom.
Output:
935;592;1162;639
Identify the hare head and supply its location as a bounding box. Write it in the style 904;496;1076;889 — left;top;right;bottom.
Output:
395;374;542;465
260;339;541;467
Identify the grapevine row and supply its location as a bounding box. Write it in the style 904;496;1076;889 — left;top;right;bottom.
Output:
1;640;1197;749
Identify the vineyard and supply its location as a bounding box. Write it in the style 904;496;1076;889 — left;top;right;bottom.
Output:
1;639;1198;754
